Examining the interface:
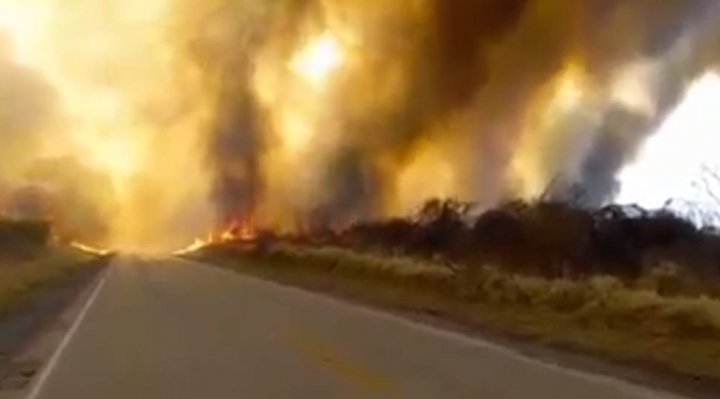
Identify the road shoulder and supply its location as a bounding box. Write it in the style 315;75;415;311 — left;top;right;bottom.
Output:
0;257;109;399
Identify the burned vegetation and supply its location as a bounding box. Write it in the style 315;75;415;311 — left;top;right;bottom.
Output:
294;198;720;296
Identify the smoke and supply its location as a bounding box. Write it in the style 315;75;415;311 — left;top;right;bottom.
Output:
175;0;532;227
24;157;119;245
0;29;59;178
0;0;215;249
1;0;719;249
0;31;119;244
184;0;720;226
564;0;720;205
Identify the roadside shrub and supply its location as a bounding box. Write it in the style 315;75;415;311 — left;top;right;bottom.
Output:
325;199;720;295
0;219;51;259
542;279;589;312
636;262;689;297
659;297;720;339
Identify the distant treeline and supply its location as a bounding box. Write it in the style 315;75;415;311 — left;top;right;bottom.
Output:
298;199;720;282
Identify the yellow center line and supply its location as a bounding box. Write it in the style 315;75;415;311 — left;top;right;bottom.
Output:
281;330;397;396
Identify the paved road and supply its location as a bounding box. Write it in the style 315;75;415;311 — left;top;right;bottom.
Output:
28;257;685;399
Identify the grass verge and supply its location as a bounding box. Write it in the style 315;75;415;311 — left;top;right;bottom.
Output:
0;245;109;320
189;243;720;394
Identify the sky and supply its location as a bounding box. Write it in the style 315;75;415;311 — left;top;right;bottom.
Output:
617;71;720;212
618;0;720;214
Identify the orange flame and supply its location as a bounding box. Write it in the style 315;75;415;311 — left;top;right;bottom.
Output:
70;241;110;256
172;236;212;255
219;219;257;242
172;218;257;255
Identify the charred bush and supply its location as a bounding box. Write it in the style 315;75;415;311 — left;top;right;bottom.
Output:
342;218;417;251
410;199;471;261
0;219;51;249
472;206;528;269
317;198;720;284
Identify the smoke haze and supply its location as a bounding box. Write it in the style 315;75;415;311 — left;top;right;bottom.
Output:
0;0;719;248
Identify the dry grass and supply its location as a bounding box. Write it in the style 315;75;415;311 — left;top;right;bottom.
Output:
0;246;97;317
193;243;720;383
273;244;720;340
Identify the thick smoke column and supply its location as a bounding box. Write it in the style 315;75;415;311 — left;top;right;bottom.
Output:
177;0;532;227
182;0;720;228
563;0;720;205
170;0;311;229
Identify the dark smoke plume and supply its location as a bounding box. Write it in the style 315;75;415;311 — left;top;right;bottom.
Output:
171;0;316;227
564;0;720;206
175;0;720;228
172;0;532;227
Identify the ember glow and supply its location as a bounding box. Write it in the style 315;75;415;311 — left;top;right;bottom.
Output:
0;0;719;251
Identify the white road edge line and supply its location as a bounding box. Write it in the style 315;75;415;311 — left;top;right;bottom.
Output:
180;258;687;399
24;267;111;399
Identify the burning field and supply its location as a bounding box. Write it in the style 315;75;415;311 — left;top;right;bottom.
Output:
0;0;720;251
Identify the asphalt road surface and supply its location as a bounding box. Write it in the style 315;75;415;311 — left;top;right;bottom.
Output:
26;257;686;399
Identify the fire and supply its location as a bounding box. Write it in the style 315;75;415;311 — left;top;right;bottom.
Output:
70;241;110;256
172;237;211;256
172;219;257;255
2;0;714;249
219;220;256;242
